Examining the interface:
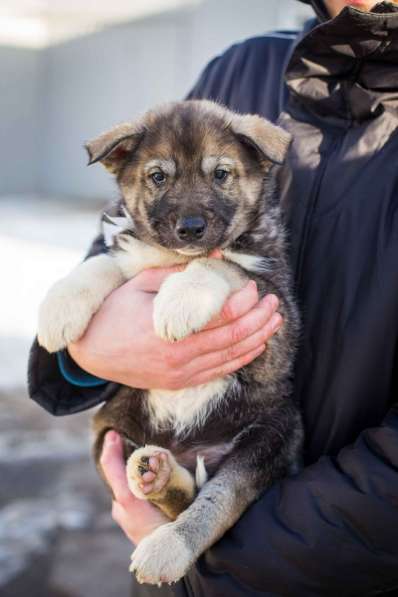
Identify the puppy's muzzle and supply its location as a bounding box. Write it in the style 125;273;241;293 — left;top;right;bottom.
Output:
176;216;207;241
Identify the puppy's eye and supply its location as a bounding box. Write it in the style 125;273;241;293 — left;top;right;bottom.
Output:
151;171;166;185
214;169;228;181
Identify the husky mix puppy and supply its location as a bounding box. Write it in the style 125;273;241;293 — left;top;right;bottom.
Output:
37;100;303;586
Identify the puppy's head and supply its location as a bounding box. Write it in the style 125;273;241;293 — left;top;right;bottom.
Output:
86;100;291;255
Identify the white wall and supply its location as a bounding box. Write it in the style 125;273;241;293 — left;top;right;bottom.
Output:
39;10;195;200
0;0;312;200
0;46;42;194
189;0;311;83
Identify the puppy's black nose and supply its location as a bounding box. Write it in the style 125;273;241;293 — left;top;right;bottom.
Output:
176;216;207;240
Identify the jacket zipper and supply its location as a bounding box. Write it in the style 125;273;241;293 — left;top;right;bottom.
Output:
294;133;345;290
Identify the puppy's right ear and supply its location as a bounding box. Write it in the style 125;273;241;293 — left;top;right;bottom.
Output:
231;113;291;166
85;119;146;174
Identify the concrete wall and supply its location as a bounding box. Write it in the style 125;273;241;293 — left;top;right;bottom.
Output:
39;10;195;200
189;0;311;81
0;0;312;200
0;46;42;194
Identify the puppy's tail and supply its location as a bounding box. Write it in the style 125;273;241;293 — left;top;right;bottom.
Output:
195;455;208;489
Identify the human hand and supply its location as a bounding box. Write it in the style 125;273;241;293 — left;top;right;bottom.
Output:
100;430;168;545
68;266;282;390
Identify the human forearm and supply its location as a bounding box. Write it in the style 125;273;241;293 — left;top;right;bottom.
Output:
67;270;282;391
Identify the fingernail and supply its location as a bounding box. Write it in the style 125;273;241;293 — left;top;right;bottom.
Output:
247;280;257;292
265;294;279;310
270;313;283;331
106;430;118;444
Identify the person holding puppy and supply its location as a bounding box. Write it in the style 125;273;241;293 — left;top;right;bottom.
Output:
28;0;398;595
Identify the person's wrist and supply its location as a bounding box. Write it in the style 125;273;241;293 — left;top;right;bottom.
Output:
67;340;102;379
67;340;84;368
67;339;138;388
57;348;107;387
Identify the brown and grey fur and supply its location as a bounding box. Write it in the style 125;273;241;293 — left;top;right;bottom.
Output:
37;100;303;585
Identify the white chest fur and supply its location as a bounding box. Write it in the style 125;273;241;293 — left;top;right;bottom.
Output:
147;377;231;436
111;237;257;434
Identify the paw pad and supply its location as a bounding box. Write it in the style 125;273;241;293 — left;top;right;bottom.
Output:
127;447;172;498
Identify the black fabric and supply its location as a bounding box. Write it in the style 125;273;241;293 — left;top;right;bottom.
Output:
179;4;398;596
28;337;118;415
135;4;398;597
186;30;300;123
28;1;398;595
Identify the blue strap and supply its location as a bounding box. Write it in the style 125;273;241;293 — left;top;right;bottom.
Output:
57;350;107;388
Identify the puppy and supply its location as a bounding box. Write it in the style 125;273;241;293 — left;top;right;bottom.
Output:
37;100;303;585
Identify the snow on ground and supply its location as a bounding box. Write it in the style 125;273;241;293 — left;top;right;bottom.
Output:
0;195;99;389
0;196;132;597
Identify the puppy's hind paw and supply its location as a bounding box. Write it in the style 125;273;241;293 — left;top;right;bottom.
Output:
126;446;172;500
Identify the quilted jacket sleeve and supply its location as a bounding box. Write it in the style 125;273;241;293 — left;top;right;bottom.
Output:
185;404;398;596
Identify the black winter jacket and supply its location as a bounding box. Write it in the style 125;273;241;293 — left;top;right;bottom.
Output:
28;2;398;595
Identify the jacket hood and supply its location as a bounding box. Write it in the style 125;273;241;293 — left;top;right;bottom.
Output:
286;1;398;125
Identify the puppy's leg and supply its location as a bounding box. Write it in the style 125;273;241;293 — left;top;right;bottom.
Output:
38;235;189;353
114;235;188;278
130;412;303;585
153;258;246;341
126;445;196;520
38;254;126;352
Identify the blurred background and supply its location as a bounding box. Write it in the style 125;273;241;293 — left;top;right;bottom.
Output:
0;1;311;595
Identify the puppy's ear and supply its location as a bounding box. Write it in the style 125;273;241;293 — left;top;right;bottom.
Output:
85;119;146;174
231;114;291;165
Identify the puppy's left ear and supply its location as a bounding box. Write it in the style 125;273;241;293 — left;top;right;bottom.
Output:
231;114;291;165
85;119;146;174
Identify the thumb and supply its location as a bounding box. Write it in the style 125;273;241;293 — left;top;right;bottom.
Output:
129;250;222;293
100;431;132;504
209;249;223;259
130;266;186;293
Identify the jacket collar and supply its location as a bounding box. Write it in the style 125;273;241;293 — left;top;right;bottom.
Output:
309;0;330;21
286;2;398;125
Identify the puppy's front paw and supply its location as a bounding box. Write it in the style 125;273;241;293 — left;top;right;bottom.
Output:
37;281;97;352
153;270;230;341
130;523;193;585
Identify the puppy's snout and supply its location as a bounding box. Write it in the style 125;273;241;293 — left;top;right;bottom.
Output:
176;216;207;241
